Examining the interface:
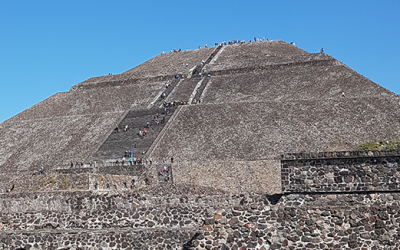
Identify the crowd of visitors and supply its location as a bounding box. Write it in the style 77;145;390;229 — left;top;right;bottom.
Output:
164;37;276;55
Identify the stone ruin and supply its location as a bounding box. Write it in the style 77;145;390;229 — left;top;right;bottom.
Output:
0;40;400;249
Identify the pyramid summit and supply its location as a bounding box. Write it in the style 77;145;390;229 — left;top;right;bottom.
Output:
1;40;400;249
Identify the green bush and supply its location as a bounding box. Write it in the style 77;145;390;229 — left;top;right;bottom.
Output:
386;144;399;149
359;138;400;151
358;141;380;150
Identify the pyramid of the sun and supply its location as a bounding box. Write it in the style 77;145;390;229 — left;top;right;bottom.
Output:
1;40;399;193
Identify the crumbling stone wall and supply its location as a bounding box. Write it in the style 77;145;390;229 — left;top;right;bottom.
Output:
0;228;197;250
281;150;400;193
1;149;400;249
191;193;400;250
0;190;233;249
1;190;400;249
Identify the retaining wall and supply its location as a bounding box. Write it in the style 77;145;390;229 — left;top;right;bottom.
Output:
281;150;400;193
1;151;400;249
1;191;400;249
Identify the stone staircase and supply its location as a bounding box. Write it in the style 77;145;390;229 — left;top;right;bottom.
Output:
191;76;210;103
88;48;226;187
187;46;223;104
91;77;182;162
191;45;222;78
91;106;178;161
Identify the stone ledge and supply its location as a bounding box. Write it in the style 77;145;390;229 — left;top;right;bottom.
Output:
281;149;400;161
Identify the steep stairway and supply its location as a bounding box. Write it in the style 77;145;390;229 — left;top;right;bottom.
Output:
191;75;210;104
191;45;222;78
92;106;178;161
188;46;223;104
91;77;182;162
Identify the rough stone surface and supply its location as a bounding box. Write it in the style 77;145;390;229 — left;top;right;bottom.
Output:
282;150;400;192
1;40;400;249
0;191;400;249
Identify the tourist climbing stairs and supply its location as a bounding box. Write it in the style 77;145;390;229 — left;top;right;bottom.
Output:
191;75;210;104
92;107;178;162
92;76;182;163
191;45;222;78
155;163;173;185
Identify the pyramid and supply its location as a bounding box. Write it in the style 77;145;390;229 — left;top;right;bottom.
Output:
0;40;399;194
1;40;400;250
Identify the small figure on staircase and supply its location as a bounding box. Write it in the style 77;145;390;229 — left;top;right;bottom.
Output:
6;184;14;193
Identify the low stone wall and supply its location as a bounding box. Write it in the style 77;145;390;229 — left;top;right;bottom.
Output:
0;228;197;250
1;192;400;249
1;150;400;249
191;192;400;249
0;191;224;231
281;150;400;193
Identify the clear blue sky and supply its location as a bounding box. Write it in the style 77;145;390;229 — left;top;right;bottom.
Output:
1;0;399;122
